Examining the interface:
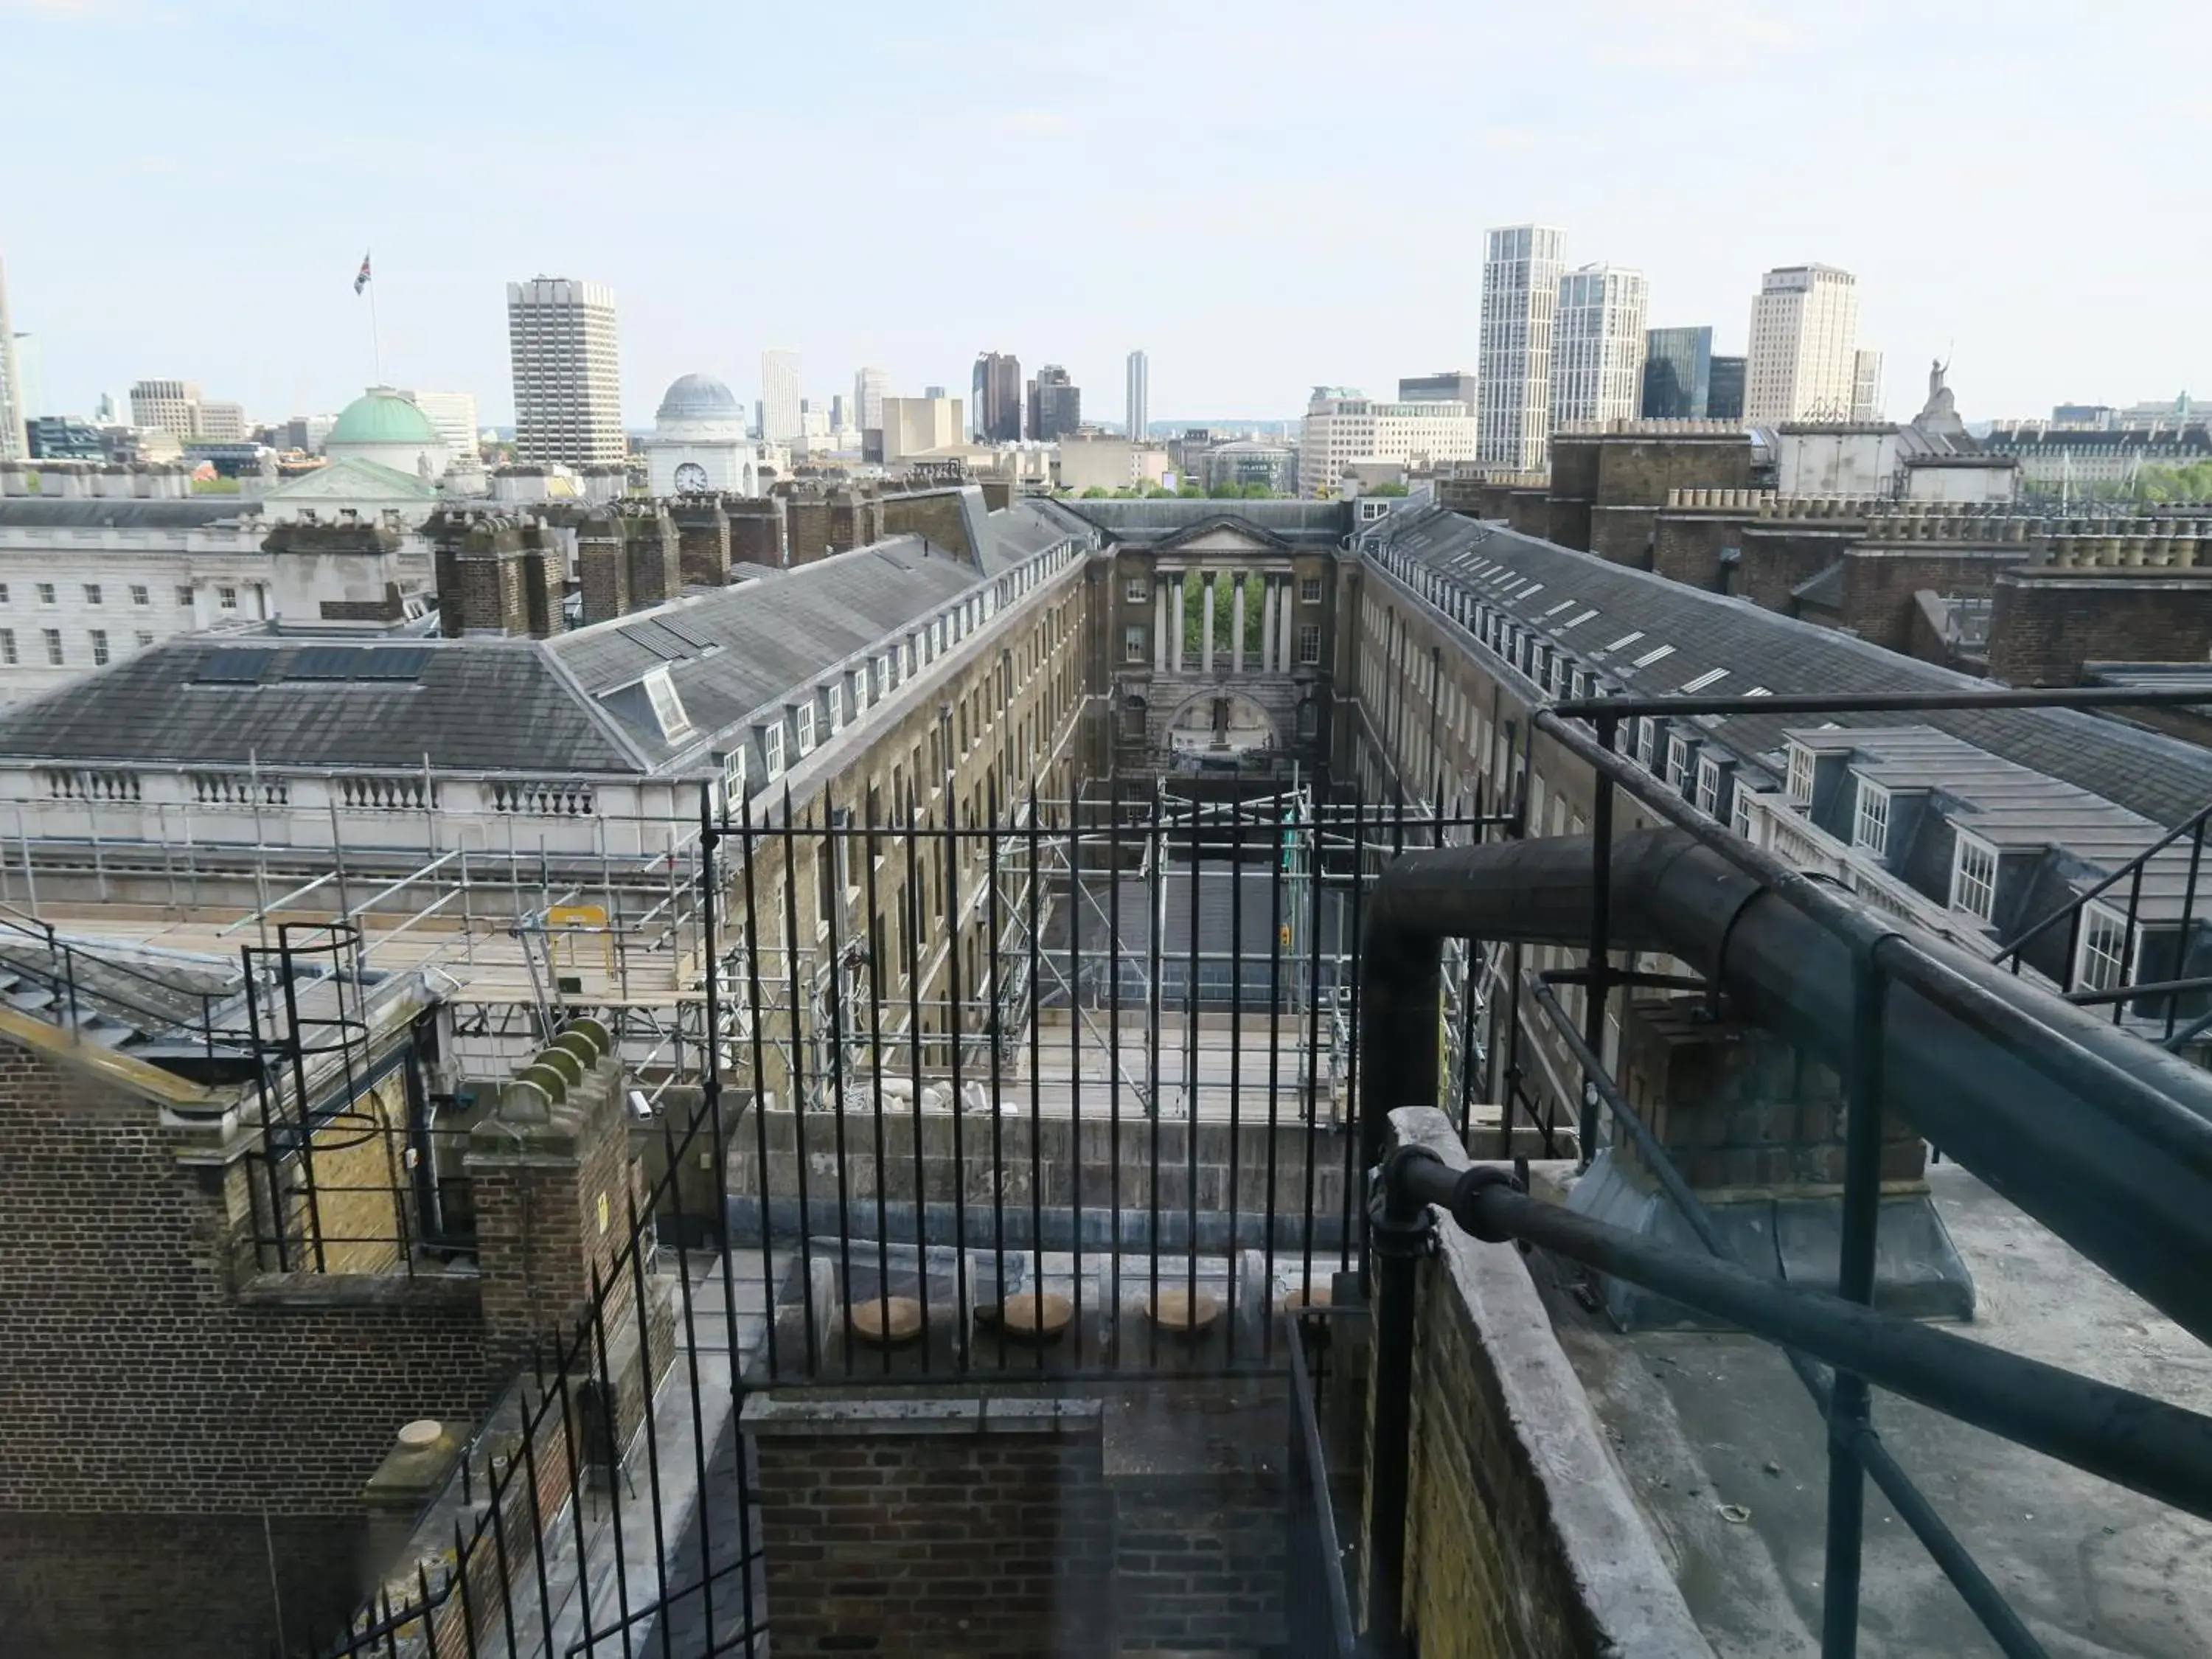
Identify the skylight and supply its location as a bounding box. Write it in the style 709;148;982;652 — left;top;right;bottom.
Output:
1678;667;1729;694
1632;644;1677;668
1600;630;1645;652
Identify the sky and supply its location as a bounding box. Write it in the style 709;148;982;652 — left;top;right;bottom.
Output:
2;0;2205;431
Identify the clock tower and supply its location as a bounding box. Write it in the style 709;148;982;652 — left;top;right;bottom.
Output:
645;372;759;497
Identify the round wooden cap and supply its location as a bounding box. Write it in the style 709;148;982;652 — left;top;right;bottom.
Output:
1147;1287;1221;1333
849;1295;924;1345
1000;1291;1073;1339
397;1419;443;1450
1280;1284;1333;1312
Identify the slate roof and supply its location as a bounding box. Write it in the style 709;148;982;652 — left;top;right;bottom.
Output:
549;537;984;766
0;536;995;776
1372;506;2212;828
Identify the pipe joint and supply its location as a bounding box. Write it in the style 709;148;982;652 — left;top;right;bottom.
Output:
1446;1166;1525;1243
1371;1144;1444;1253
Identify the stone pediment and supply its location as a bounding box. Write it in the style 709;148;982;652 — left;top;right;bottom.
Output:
1150;516;1295;557
264;456;439;504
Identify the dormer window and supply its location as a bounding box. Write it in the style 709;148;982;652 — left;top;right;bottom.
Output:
762;723;785;779
1951;835;1997;923
1786;743;1815;806
1853;781;1891;857
1636;717;1660;771
1667;734;1696;795
826;682;844;732
794;702;816;754
2076;904;2131;994
1695;755;1727;818
722;747;747;809
642;667;693;742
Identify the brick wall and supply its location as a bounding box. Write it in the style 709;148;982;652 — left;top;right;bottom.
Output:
1834;548;2028;654
751;1399;1115;1658
580;534;627;623
672;501;732;588
1618;997;1923;1192
1650;511;1742;591
1587;506;1658;568
625;513;681;609
1731;526;1854;613
1989;570;2212;686
883;492;976;563
1379;1109;1710;1659
729;498;786;568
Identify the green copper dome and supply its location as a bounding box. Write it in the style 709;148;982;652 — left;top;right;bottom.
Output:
327;389;440;447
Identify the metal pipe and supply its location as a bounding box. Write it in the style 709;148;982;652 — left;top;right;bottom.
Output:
1391;1158;2212;1520
1363;823;2212;1346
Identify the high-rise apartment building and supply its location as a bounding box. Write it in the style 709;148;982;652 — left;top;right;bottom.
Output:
1851;348;1885;422
1126;349;1149;440
760;349;801;444
401;390;483;462
1027;365;1080;442
0;257;23;462
1640;327;1713;420
1708;357;1746;422
11;332;41;435
1744;264;1860;425
853;366;888;434
505;277;623;465
1549;265;1649;429
130;380;203;439
1298;387;1477;498
973;352;1022;443
1478;225;1565;471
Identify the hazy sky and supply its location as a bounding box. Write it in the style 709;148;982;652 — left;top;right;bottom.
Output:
3;0;2203;430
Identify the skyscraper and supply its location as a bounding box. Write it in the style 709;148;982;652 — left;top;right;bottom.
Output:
1125;349;1149;440
973;352;1022;442
1708;357;1747;422
854;366;888;434
0;257;23;462
1641;327;1714;420
505;277;623;465
760;350;801;444
1027;365;1080;442
1548;265;1648;429
1478;225;1565;471
1744;264;1860;425
1398;371;1478;412
1851;348;1885;421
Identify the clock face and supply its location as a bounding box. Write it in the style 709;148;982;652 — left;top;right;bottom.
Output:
673;462;710;493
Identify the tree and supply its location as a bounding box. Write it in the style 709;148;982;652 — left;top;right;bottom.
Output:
1143;486;1175;498
1177;482;1204;498
1240;482;1273;498
1208;480;1243;498
1080;486;1110;498
1366;482;1411;498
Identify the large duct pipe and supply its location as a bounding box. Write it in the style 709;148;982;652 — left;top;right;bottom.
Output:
1360;827;2212;1346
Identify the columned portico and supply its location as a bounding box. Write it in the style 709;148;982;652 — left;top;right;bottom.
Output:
1277;582;1293;671
1155;583;1169;672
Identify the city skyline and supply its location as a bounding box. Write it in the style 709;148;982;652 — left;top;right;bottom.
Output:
3;4;2205;430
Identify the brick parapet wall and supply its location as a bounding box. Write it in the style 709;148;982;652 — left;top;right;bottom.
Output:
749;1396;1116;1658
1989;570;2212;686
0;1044;497;1518
1379;1108;1711;1658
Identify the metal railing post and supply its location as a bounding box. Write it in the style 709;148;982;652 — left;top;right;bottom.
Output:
1820;948;1888;1656
1582;712;1617;1167
1361;1143;1440;1658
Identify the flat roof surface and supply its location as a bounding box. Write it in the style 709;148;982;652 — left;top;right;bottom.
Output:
1538;1161;2212;1657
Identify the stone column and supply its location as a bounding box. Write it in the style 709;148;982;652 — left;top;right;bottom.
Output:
1277;582;1294;670
1155;582;1169;672
1261;576;1276;673
1201;576;1216;675
1231;573;1246;674
1171;576;1185;673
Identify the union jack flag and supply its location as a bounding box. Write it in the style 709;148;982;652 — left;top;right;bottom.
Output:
353;252;372;295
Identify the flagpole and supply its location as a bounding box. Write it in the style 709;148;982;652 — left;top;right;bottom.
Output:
366;253;383;385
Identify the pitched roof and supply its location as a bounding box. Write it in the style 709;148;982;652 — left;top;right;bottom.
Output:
1373;506;2212;827
0;535;995;777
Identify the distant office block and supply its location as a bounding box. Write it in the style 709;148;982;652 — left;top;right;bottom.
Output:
1641;327;1714;420
507;276;623;465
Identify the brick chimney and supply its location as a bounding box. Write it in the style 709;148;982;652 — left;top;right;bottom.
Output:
726;495;786;569
667;495;731;588
431;510;561;637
